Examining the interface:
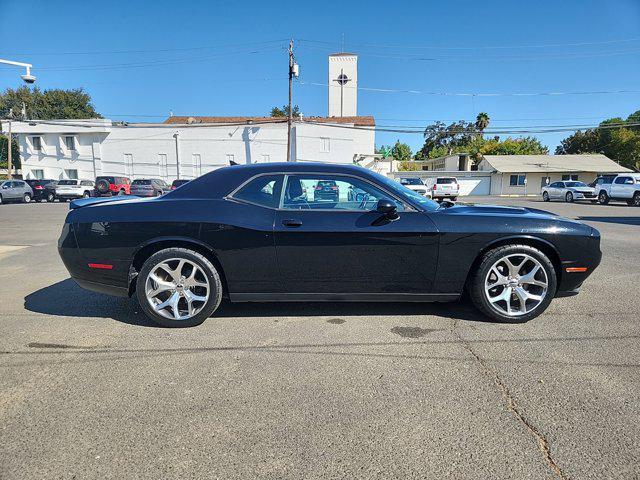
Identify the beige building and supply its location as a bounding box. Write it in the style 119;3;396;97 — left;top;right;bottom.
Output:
478;154;632;196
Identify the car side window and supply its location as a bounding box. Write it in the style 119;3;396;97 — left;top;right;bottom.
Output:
281;175;406;212
231;174;284;209
615;177;630;184
549;182;561;188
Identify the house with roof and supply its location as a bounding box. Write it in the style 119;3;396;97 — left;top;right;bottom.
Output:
391;153;632;196
478;154;632;196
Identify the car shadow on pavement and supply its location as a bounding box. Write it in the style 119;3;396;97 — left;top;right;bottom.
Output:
24;278;489;327
578;216;640;226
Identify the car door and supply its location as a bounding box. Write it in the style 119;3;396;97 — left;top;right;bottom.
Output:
273;173;439;296
5;181;20;200
611;176;631;198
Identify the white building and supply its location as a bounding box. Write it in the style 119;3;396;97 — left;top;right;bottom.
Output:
2;52;375;181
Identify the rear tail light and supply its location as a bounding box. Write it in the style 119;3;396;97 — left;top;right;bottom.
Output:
315;186;322;190
331;186;338;190
88;263;113;270
34;185;44;190
433;184;437;190
171;186;176;190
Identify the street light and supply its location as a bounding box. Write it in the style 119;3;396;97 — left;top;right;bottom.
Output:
0;58;36;84
1;58;35;179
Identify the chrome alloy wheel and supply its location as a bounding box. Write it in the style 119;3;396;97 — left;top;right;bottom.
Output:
145;258;210;320
484;253;548;317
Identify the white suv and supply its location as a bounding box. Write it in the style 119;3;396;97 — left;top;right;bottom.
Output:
399;178;431;197
596;173;640;206
425;177;459;201
55;179;95;201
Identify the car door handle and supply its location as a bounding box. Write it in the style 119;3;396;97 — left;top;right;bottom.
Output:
282;219;303;227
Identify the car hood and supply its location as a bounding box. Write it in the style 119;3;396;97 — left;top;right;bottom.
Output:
439;203;571;221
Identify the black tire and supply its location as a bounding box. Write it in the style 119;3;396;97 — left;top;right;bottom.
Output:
542;191;550;202
633;192;640;207
118;189;126;196
136;248;223;328
0;194;3;205
23;193;32;203
95;179;110;195
469;244;557;323
565;192;574;203
83;191;91;198
451;197;458;202
598;191;609;205
46;192;55;202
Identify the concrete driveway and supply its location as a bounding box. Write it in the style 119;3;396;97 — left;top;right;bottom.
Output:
0;198;638;479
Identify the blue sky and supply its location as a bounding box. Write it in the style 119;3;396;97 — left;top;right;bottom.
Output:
1;0;639;154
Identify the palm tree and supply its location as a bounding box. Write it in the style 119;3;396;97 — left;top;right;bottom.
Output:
475;112;490;134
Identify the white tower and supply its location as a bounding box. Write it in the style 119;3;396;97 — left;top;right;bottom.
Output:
328;53;357;117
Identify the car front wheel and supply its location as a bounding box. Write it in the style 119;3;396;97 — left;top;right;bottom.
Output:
632;192;640;207
565;192;574;203
23;193;32;203
598;191;609;205
136;248;223;327
469;244;557;323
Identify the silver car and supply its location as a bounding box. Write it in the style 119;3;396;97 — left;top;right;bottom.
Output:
542;181;596;203
0;180;34;204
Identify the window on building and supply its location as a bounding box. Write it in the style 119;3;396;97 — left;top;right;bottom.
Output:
65;169;78;179
158;153;168;178
124;153;134;177
509;174;526;186
226;154;235;165
192;154;202;176
64;136;76;151
320;137;330;153
31;169;44;179
31;136;43;151
562;174;579;181
262;154;270;163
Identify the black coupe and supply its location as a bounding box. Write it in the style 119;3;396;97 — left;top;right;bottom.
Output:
58;163;601;327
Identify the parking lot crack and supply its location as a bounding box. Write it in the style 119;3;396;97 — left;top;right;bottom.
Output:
452;320;570;480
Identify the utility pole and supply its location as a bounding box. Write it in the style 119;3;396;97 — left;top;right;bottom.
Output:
6;119;12;179
286;38;294;162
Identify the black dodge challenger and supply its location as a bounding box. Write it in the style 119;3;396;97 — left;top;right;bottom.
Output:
58;163;601;327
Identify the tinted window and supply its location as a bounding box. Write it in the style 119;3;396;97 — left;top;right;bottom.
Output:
282;174;406;212
401;178;422;185
232;174;283;208
58;180;77;185
436;178;457;184
614;177;630;184
172;179;189;187
565;182;586;188
549;182;562;188
132;179;152;185
80;181;94;186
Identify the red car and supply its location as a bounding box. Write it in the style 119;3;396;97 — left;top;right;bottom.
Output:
94;176;131;196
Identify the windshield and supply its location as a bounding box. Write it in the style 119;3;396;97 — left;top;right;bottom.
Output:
57;180;77;185
401;178;423;186
371;171;440;212
437;178;457;184
565;181;587;188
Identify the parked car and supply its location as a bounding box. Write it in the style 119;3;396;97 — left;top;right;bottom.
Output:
425;177;459;201
58;162;601;328
541;181;596;203
94;176;131;197
595;173;640;206
56;180;95;201
25;179;58;202
130;178;171;197
313;180;339;201
399;177;431;197
0;180;33;204
171;179;191;190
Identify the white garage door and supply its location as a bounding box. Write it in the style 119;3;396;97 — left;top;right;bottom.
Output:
456;175;491;196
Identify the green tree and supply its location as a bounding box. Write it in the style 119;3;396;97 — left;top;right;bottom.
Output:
480;136;548;156
398;161;421;171
391;140;412;162
417;120;477;158
270;105;300;117
0;134;20;170
474;112;490;134
0;86;101;119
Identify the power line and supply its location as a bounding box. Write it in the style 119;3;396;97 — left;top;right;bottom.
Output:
297;37;640;50
0;39;289;56
298;80;640;97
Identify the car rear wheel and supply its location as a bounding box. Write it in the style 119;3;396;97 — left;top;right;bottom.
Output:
565;192;574;203
46;192;55;202
632;192;640;207
598;191;609;205
118;189;126;196
0;194;3;205
469;244;557;323
542;192;550;202
23;193;32;203
136;248;223;327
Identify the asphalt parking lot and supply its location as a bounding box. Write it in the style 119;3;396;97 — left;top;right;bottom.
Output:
0;197;638;479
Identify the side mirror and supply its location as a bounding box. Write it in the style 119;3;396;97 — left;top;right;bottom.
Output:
376;199;398;219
